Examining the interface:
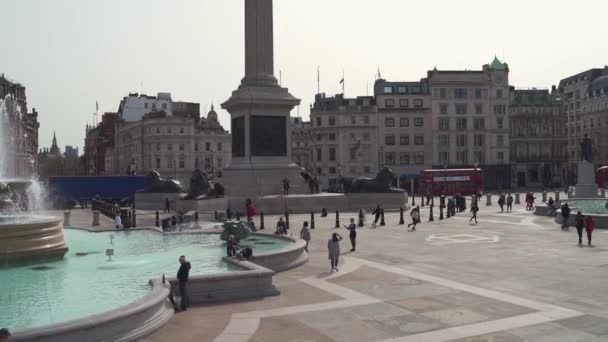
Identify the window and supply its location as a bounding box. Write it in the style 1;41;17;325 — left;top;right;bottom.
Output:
385;152;396;165
179;157;185;169
194;143;199;152
179;127;184;134
317;167;322;175
316;117;322;127
145;103;149;109
152;103;157;110
457;151;468;164
385;117;395;127
162;103;168;110
217;143;222;151
398;86;407;94
399;152;410;165
384;86;393;94
494;104;506;115
474;135;484;147
439;118;450;130
414;118;424;127
414;135;424;145
475;88;482;99
497;152;504;162
497;118;503;129
363;132;370;141
156;127;160;134
328;133;336;141
316;148;322;161
399;135;409;145
363;166;371;173
156;158;161;169
474;151;483;163
168;127;172;134
385;135;395;146
385;99;395;108
363;116;370;124
414;152;424;164
156;143;161;151
456;118;467;129
328;116;336;126
440;103;448;115
399;117;409;127
496;89;503;98
167;143;173;151
474;118;485;129
195;157;200;169
454;88;468;99
351;116;356;125
179;143;184;151
167;158;173;169
329;148;336;161
439;151;449;164
475;104;483;115
456;135;467;147
456;104;468;114
316;134;322;141
329;167;336;174
205;142;211;151
414;99;423;108
439;135;449;146
399;99;409;107
440;88;447;99
497;135;504;147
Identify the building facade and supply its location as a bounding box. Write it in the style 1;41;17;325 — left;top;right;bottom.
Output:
291;117;313;171
374;78;433;191
509;89;567;189
558;67;608;180
118;92;173;122
309;93;378;190
113;106;231;187
428;57;511;190
0;74;39;178
84;112;117;176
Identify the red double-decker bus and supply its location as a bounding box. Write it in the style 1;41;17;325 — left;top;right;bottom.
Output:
421;168;483;196
597;166;608;188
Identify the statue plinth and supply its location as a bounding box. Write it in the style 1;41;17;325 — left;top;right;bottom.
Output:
570;160;600;198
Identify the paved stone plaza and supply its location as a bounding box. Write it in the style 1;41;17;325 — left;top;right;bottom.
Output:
61;193;608;342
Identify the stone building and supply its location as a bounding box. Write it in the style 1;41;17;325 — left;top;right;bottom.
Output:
118;92;173;122
38;133;82;178
291;117;312;171
113;105;231;187
309;93;378;190
84;112;117;176
374;78;433;191
509;89;567;188
428;57;511;190
558;67;608;180
0;73;39;178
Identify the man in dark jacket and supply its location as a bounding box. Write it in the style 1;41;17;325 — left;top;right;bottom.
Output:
177;255;191;311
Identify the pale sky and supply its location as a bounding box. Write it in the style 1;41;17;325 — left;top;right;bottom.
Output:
1;0;607;151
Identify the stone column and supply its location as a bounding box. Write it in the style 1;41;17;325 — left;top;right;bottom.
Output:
243;0;278;86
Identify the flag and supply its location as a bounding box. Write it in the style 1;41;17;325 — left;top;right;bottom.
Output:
350;140;361;160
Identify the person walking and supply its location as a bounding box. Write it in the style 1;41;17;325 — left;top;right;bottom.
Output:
470;202;479;224
561;202;571;230
344;218;357;251
506;193;513;212
407;206;420;231
575;211;585;245
300;221;311;253
498;193;506;213
176;255;191;311
585;216;595;246
371;205;381;228
327;232;343;272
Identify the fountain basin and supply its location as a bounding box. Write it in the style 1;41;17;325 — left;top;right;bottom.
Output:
0;215;68;264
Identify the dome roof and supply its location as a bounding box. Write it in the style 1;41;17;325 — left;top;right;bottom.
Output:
207;105;218;121
589;74;608;94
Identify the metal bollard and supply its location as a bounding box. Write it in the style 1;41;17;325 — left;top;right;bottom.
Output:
421;194;425;207
429;203;434;222
555;191;560;202
310;211;315;229
155;211;160;227
412;194;416;206
132;210;136;228
515;193;521;204
380;209;386;226
358;209;364;227
335;210;340;228
399;206;404;225
285;212;290;230
486;194;492;206
260;211;265;230
542;192;547;202
92;210;100;226
63;210;71;226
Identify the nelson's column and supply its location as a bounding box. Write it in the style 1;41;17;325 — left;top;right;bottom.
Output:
221;0;306;196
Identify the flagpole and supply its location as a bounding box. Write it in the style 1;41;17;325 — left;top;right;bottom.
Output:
342;70;345;96
317;66;320;95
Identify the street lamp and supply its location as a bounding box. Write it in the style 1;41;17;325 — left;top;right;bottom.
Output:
474;160;479;195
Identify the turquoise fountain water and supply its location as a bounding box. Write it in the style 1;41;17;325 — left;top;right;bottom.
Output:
0;228;290;330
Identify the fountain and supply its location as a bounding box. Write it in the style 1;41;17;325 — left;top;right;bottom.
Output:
0;95;68;265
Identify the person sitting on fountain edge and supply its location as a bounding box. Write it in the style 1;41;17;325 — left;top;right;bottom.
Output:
227;235;240;257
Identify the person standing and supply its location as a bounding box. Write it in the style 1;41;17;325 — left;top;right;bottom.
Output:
327;232;343;272
344;218;357;252
371;205;381;228
561;202;571;230
575;211;585;245
164;198;170;213
245;198;256;221
300;221;311;253
506;193;513;212
282;178;290;196
470;202;479;224
176;255;191;311
114;213;122;230
498;193;506;213
407;206;420;231
585;216;595;246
